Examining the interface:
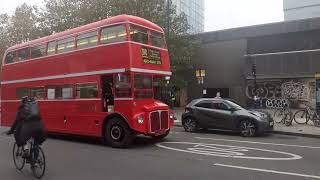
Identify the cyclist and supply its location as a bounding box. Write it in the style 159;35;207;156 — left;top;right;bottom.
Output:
6;96;47;157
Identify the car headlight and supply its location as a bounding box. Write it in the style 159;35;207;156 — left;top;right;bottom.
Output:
169;114;174;119
137;115;144;124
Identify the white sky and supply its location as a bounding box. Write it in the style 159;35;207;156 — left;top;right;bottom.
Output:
0;0;284;32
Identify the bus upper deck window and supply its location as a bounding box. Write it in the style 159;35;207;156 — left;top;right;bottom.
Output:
151;32;165;48
77;31;98;49
5;51;16;64
130;25;148;45
18;48;30;61
101;25;127;44
57;37;75;54
31;44;46;59
47;41;56;55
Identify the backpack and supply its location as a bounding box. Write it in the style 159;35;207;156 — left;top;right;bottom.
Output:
23;100;41;122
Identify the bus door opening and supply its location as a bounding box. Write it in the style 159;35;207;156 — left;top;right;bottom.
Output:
101;75;114;112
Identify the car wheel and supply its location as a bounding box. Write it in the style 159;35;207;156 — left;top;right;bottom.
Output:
239;120;257;137
182;117;198;132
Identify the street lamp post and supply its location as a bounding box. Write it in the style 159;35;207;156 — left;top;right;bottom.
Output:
251;57;258;108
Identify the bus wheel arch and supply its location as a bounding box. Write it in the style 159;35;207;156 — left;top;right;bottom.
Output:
102;114;134;148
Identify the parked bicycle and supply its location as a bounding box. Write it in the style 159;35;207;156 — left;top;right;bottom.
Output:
13;138;46;179
274;107;293;126
293;104;320;127
273;105;291;123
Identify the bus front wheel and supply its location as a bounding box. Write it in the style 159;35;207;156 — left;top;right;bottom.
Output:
105;118;134;148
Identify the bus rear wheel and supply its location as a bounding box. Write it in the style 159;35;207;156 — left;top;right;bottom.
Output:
105;118;134;148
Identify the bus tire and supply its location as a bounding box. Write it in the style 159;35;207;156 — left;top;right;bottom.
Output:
105;117;134;148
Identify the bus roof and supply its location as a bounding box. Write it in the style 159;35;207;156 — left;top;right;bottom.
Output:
7;14;164;51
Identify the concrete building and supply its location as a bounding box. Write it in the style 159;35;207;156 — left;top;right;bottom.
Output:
284;0;320;21
189;17;320;110
171;0;205;33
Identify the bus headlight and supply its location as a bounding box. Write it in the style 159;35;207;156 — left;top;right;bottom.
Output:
138;115;144;124
169;113;176;120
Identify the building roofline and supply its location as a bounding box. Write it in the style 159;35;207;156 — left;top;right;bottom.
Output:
196;16;320;44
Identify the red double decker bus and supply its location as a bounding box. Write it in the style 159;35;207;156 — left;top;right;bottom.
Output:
1;15;174;148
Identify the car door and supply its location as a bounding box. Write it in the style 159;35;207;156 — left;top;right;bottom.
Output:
209;102;235;129
193;100;218;127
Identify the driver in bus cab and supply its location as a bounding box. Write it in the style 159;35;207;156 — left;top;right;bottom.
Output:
6;96;47;157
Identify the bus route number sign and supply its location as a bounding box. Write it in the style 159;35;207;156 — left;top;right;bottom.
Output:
142;47;162;65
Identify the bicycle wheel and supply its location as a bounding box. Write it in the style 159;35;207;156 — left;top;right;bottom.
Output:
12;143;25;171
31;146;46;179
294;110;309;124
274;109;286;123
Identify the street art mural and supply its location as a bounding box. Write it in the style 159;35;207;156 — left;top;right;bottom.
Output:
246;78;316;108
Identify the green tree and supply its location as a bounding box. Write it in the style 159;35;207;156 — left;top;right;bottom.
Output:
0;14;10;60
0;3;49;61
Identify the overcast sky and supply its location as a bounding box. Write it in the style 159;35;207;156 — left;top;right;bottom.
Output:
0;0;284;32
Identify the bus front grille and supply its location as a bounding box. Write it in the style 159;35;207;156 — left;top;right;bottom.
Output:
150;110;169;133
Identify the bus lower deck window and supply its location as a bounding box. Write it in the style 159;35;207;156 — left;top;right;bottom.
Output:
115;74;132;98
76;84;98;99
16;88;30;99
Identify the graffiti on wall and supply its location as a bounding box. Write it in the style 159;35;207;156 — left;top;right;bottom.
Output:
246;79;316;108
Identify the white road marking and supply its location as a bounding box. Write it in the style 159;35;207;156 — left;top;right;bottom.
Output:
214;163;320;179
195;137;320;149
156;142;302;160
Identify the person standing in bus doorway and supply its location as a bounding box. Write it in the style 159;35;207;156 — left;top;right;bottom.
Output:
103;82;114;112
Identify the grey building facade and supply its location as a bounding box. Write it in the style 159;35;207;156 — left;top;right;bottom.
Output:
284;0;320;21
190;17;320;110
171;0;205;33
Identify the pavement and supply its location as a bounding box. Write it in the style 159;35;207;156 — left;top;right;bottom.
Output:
1;126;320;180
173;107;320;138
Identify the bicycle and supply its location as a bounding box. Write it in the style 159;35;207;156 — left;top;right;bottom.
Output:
293;104;320;127
273;106;291;124
12;138;46;179
274;109;293;126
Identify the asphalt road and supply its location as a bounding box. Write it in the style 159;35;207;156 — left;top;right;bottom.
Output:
0;127;320;180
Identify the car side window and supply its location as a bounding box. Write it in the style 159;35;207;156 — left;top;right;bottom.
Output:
195;101;213;109
212;102;230;111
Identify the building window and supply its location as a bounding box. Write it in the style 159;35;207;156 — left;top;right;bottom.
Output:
47;41;56;55
101;25;127;44
31;44;46;59
115;73;131;98
16;87;30;99
77;31;98;49
31;88;46;100
5;51;16;64
57;37;75;53
18;48;30;61
151;32;165;48
130;25;148;44
76;84;98;99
